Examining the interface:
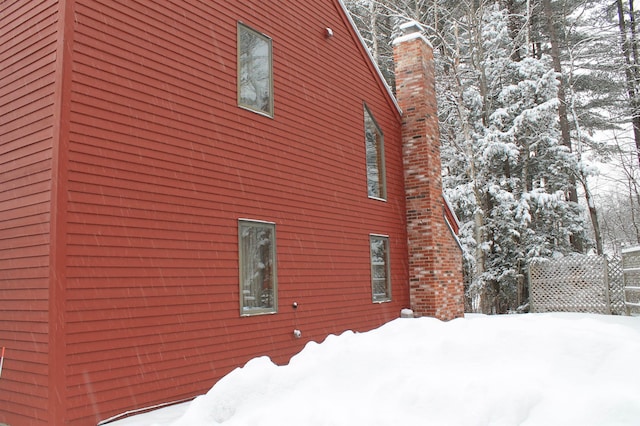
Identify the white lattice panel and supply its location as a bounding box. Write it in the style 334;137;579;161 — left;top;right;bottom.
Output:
622;246;640;315
529;256;610;314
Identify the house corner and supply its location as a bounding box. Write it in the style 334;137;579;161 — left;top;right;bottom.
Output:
393;21;465;321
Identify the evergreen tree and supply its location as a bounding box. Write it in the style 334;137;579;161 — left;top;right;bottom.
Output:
344;0;621;313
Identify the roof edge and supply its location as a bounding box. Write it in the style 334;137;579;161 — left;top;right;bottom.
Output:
443;194;461;233
335;0;401;115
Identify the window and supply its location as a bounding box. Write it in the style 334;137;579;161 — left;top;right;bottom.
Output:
370;235;391;302
239;220;277;315
364;104;386;199
238;22;273;117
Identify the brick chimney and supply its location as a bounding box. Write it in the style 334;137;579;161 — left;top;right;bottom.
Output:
393;22;464;321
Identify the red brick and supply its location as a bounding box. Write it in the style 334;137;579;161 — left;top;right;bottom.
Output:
394;32;464;320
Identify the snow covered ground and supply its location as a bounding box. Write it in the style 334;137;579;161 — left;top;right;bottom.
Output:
109;313;640;426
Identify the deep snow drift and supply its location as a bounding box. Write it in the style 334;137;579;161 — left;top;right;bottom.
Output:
110;313;640;426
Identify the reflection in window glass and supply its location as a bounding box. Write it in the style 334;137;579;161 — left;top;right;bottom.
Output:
364;105;386;199
239;220;277;315
238;22;273;116
370;235;391;302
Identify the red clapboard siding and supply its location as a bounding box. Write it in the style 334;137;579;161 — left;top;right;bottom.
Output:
5;0;411;423
0;0;58;424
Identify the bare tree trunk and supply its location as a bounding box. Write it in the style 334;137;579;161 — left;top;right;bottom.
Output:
614;140;640;244
617;0;640;167
435;14;489;312
433;0;438;34
369;1;379;64
582;179;603;254
629;179;640;243
566;37;604;255
542;0;583;253
572;119;604;255
453;76;486;295
628;0;640;87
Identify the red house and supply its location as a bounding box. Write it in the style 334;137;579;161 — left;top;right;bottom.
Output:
1;1;463;424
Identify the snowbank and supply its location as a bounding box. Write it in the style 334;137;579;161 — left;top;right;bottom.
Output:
110;313;640;426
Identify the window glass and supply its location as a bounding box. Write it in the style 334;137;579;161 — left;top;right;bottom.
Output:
239;220;277;315
370;235;391;302
364;105;386;199
238;22;273;116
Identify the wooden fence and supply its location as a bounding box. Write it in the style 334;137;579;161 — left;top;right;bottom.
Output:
529;255;625;315
621;246;640;316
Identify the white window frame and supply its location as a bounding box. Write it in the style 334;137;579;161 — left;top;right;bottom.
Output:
369;234;391;303
237;22;274;117
239;219;278;316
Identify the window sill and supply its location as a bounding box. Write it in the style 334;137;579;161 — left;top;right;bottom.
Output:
368;196;387;202
239;104;274;119
240;309;278;317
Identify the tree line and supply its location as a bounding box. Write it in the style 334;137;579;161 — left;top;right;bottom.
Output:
344;0;640;313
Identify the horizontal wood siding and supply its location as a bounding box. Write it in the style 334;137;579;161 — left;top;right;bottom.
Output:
66;0;407;423
0;0;58;424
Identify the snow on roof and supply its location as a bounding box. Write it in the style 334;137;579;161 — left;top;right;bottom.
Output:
392;20;432;48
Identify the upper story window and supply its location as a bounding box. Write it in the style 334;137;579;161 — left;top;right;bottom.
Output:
370;234;391;302
238;22;273;117
364;104;386;200
239;219;278;316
